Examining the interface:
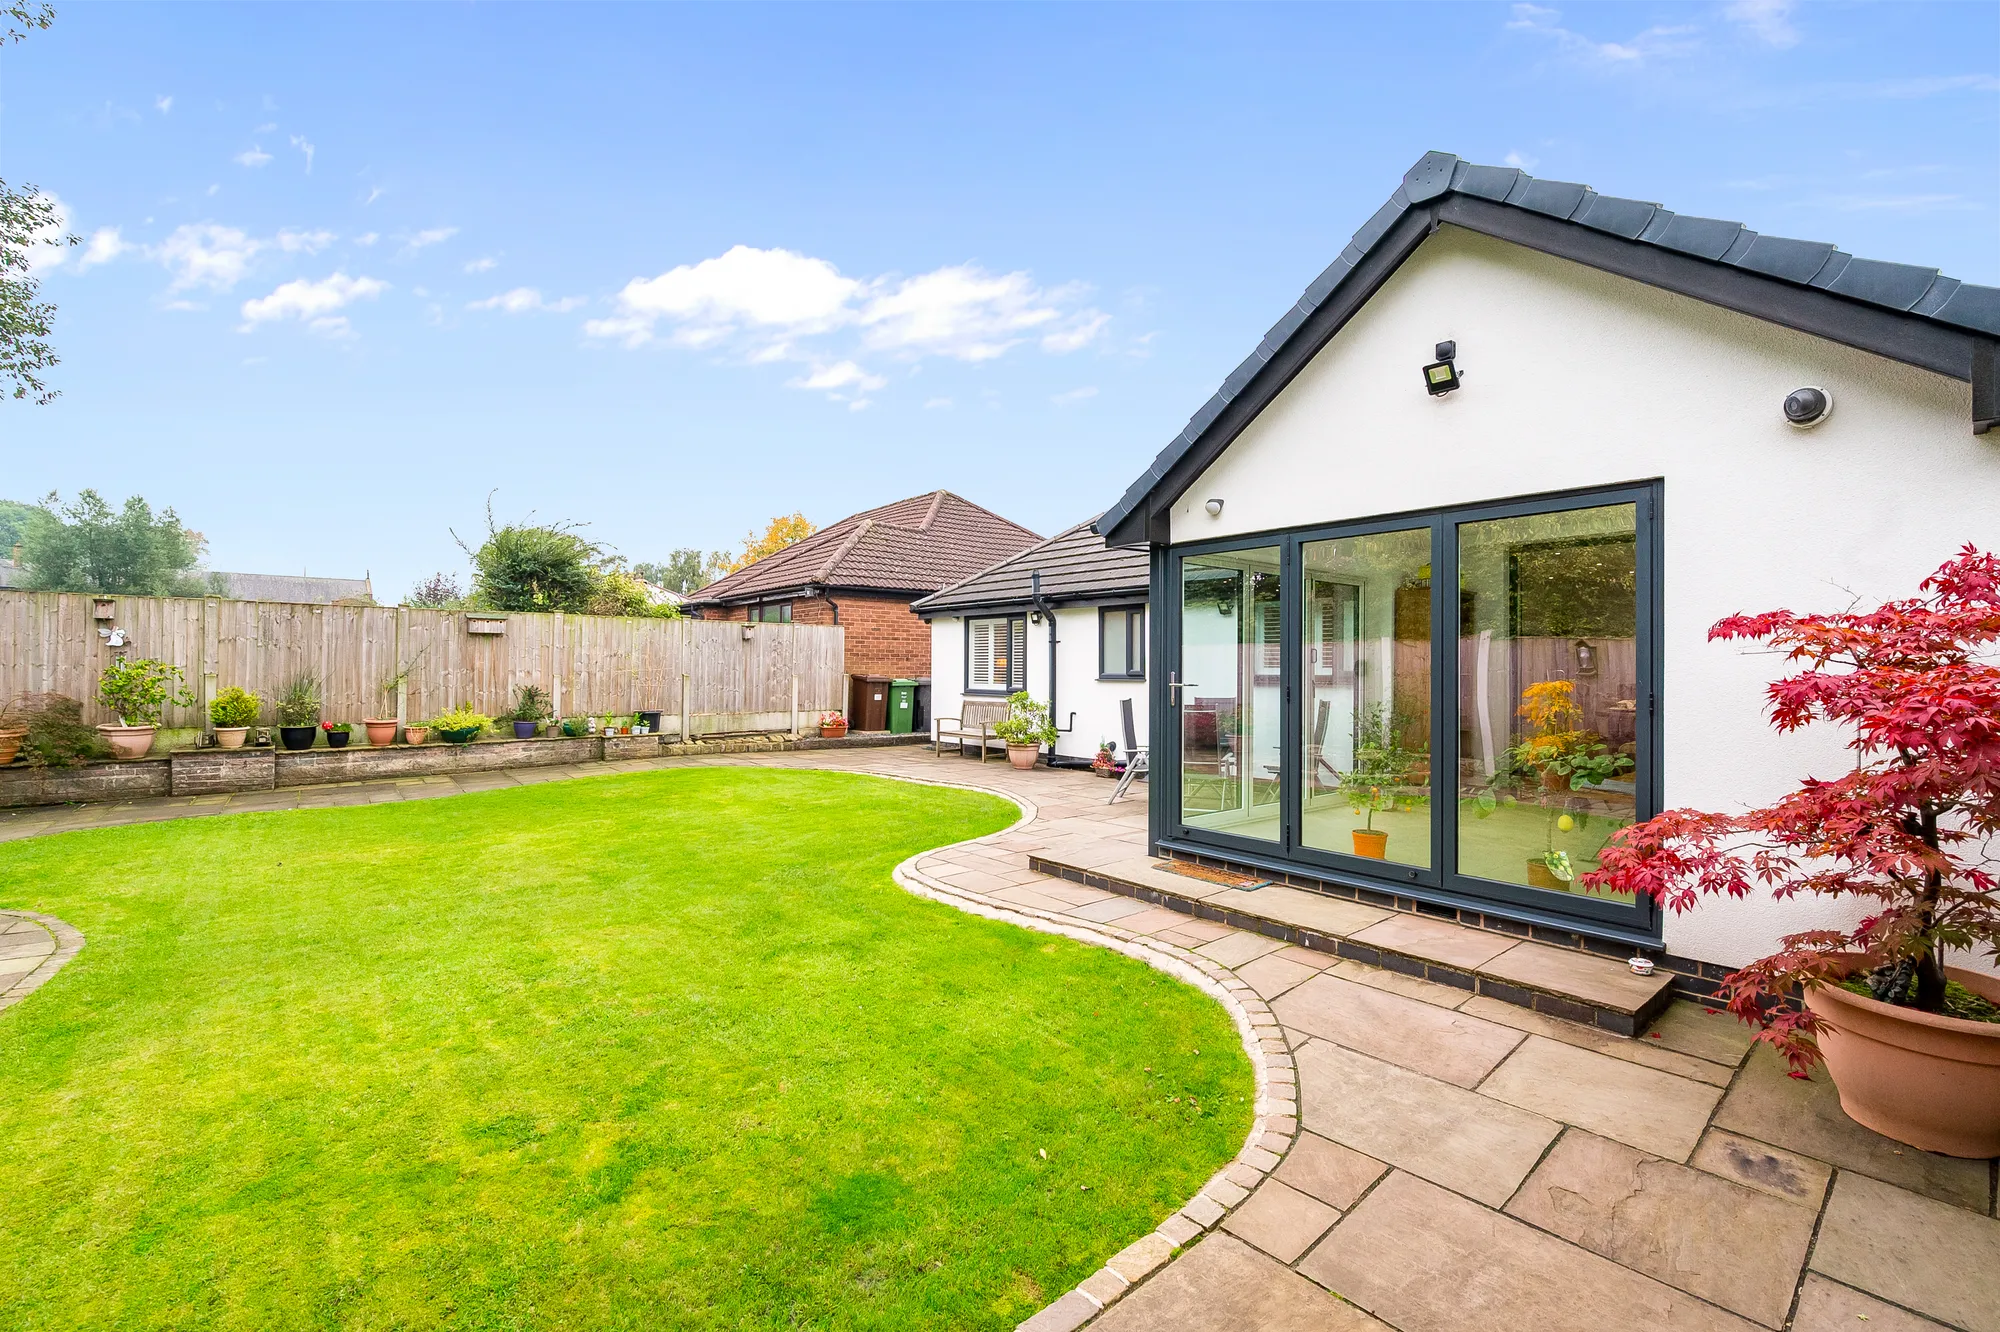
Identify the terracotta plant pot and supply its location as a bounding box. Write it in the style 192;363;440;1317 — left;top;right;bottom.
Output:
0;727;26;765
1804;962;2000;1158
1526;858;1566;891
1352;828;1389;859
97;723;157;760
821;721;848;739
402;726;429;745
213;727;249;750
1006;743;1039;770
363;719;399;747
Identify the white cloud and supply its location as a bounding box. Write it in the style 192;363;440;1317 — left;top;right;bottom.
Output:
235;145;273;168
924;397;954;410
277;228;336;254
256;121;277;133
1504;149;1540;170
239;272;387;331
206;183;220;197
588;243;1106;403
290;134;315;173
402;226;458;253
1051;386;1099;406
364;186;385;206
464;256;498;273
467;287;585;314
155;94;173;114
154;223;262;290
22;192;73;275
354;232;379;246
1724;0;1799;48
1504;4;1697;64
76;227;129;272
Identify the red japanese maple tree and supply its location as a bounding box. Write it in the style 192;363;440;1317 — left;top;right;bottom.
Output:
1581;546;2000;1074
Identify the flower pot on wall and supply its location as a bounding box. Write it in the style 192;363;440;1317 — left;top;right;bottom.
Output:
1804;962;2000;1158
363;719;398;747
97;724;158;760
439;726;481;745
325;730;351;749
402;726;429;746
278;726;316;751
821;720;848;739
513;720;538;739
0;728;28;765
213;727;249;750
1352;829;1389;859
1005;743;1039;771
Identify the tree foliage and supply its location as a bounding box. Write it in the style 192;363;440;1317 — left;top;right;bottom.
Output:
1583;547;2000;1074
0;497;37;551
404;571;465;609
20;490;211;595
716;512;815;576
455;501;677;618
2;6;73;406
634;549;716;596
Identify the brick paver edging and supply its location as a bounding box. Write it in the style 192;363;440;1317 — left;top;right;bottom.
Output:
0;909;84;1013
852;771;1298;1332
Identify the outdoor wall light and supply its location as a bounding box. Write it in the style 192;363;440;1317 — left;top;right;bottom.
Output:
1204;498;1224;517
1423;341;1461;396
1784;386;1834;429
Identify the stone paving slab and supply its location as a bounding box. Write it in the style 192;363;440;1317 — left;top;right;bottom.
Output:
1505;1129;1818;1327
1713;1046;1992;1212
1088;1234;1387;1331
1301;1170;1763;1332
1463;995;1737;1087
1688;1128;1832;1208
1273;972;1524;1089
1270;1131;1386;1212
1478;1034;1723;1162
1808;1171;2000;1332
1791;1274;1954;1332
1219;1179;1341;1263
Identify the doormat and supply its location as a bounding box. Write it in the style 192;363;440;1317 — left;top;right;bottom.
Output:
1154;861;1272;892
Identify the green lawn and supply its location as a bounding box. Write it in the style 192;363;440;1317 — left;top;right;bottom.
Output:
0;769;1251;1331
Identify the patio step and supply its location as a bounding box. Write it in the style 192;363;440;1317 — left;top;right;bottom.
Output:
1025;851;1676;1036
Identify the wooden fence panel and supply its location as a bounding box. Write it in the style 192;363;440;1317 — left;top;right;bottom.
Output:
0;591;844;730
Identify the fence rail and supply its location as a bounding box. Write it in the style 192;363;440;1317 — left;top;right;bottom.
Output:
0;591;844;731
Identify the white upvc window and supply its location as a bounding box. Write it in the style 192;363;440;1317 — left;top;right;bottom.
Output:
967;615;1026;693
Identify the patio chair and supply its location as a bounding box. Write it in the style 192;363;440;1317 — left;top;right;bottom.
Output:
1107;698;1149;804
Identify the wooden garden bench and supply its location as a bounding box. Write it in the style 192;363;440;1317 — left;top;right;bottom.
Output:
934;698;1011;761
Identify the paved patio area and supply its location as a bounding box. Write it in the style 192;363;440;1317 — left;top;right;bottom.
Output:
3;746;1995;1331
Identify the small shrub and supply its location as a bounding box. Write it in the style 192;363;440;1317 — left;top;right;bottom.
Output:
5;693;111;767
509;685;552;723
993;692;1057;747
429;706;491;738
274;676;322;727
209;687;261;729
97;658;196;727
320;721;352;735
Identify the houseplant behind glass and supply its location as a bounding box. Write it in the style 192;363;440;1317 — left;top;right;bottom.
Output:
1584;547;2000;1157
274;676;322;751
209;686;261;749
994;692;1057;771
96;657;197;759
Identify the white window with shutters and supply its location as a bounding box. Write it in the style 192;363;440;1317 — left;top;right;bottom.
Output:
968;616;1026;692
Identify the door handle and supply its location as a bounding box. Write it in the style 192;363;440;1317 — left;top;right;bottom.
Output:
1168;673;1199;701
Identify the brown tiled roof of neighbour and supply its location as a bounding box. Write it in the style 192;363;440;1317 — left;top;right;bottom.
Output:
913;517;1149;616
685;491;1041;605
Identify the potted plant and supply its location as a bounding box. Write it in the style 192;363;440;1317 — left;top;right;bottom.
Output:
95;657;197;759
1335;705;1429;859
994;692;1057;770
321;720;353;749
366;654;426;747
1585;547;2000;1157
0;695;28;765
274;676;322;751
430;706;491;745
402;722;430;745
819;710;848;739
1485;682;1631;885
1093;739;1119;777
509;685;552;739
209;686;261;749
5;693;109;767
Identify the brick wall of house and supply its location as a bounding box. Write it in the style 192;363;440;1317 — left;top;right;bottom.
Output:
696;594;931;678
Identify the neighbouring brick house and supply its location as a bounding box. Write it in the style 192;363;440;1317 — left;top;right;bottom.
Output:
685;491;1041;721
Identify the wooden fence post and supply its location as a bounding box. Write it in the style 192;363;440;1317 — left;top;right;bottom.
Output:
790;676;798;739
200;598;219;723
680;672;690;743
394;607;409;727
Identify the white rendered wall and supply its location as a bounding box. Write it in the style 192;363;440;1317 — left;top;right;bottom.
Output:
926;609;1150;763
1169;225;1998;968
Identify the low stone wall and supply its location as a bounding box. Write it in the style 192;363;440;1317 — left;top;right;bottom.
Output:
0;757;172;808
0;730;929;808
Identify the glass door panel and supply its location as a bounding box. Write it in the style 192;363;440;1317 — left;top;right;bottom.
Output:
1456;503;1639;903
1179;546;1283;843
1300;528;1433;868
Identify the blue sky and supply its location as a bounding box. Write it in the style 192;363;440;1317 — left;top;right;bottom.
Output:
6;1;1995;600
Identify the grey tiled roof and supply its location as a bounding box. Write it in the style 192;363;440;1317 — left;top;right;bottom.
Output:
686;491;1041;604
213;571;375;604
913;517;1149;616
1098;151;1999;543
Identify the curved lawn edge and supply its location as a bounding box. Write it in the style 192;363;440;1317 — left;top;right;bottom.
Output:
754;765;1297;1332
0;909;85;1014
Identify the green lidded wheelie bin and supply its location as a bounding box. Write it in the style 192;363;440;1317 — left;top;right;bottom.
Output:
887;679;917;734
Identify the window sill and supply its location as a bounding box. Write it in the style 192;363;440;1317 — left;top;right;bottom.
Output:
1096;675;1146;683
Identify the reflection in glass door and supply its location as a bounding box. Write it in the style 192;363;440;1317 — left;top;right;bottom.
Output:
1300;528;1433;868
1456;503;1639;903
1179;546;1282;843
